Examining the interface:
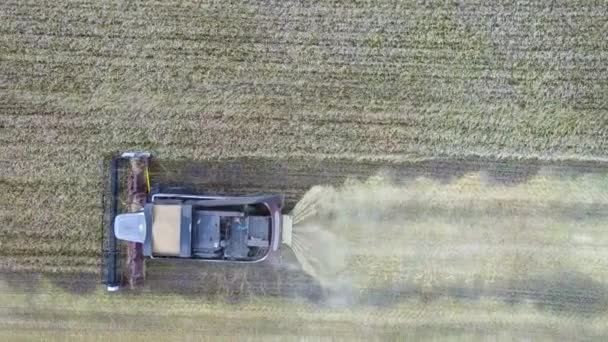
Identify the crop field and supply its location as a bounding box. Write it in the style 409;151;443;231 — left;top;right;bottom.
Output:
1;0;608;340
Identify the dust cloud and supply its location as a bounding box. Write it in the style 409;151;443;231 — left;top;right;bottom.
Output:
287;172;608;311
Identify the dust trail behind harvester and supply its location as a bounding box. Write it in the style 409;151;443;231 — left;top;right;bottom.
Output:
286;171;608;308
288;186;350;288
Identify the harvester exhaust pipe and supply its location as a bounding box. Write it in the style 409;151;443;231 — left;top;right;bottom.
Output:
282;215;293;246
120;151;152;159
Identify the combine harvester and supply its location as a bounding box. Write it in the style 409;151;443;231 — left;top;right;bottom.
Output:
103;152;293;291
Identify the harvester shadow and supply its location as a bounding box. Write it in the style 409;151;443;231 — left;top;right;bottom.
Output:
143;254;325;303
1;271;98;298
3;267;606;319
47;272;98;294
128;243;608;319
351;271;608;318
